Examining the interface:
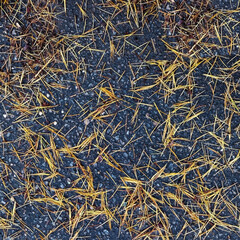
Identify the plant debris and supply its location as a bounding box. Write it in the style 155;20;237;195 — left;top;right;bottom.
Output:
0;0;240;239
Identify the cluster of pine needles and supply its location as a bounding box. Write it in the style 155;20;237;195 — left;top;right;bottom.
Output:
0;0;240;239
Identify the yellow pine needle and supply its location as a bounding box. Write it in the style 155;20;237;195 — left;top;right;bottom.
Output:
133;83;157;92
131;103;139;125
214;25;222;44
44;172;63;180
40;150;56;172
149;164;167;182
32;197;64;207
110;40;116;59
34;56;55;79
60;49;68;70
60;133;96;153
64;0;66;13
99;86;116;99
11;197;16;222
76;3;88;18
0;218;12;230
228;150;240;167
122;177;142;185
102;152;123;172
184;110;204;123
203;74;226;79
208;132;228;149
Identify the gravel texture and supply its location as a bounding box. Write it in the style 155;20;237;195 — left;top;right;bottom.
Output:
0;0;240;239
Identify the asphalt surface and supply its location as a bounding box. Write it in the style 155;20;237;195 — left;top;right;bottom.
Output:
0;0;240;239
